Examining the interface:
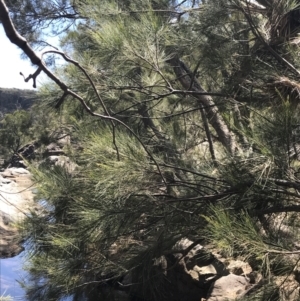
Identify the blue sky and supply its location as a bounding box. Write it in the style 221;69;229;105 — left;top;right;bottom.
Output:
0;25;36;90
0;25;61;90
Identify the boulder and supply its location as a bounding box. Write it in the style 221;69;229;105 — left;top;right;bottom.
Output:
2;167;30;177
57;135;70;147
227;260;252;276
8;142;39;168
0;210;24;257
275;275;300;301
45;155;77;173
194;264;218;282
45;142;65;156
172;238;228;275
97;238;264;301
206;274;250;301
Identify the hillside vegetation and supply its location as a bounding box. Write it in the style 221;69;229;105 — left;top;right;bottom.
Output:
0;88;36;113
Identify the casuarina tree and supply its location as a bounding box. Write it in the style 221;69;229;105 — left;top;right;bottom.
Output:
1;0;300;300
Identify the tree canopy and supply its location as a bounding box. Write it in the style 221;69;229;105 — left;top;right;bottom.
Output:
1;0;300;300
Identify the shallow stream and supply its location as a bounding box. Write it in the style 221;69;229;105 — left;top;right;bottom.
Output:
0;252;73;301
0;253;26;300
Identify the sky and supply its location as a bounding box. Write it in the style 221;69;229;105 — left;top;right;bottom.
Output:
0;1;263;91
0;25;37;90
0;25;61;90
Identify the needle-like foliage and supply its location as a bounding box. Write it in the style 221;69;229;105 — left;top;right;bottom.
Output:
2;0;299;300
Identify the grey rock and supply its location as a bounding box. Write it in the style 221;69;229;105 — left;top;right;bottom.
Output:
2;167;30;177
47;155;59;163
0;210;23;258
0;167;33;258
0;178;12;184
57;135;70;147
52;156;77;172
227;260;252;276
45;142;65;156
275;275;300;301
194;264;217;276
0;211;13;225
173;238;203;254
207;274;250;301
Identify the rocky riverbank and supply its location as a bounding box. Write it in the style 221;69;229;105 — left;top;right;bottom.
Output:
0;167;34;258
0;166;299;300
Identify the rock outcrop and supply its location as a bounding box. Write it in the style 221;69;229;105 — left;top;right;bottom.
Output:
0;135;75;258
112;238;256;301
0;167;34;258
206;274;250;301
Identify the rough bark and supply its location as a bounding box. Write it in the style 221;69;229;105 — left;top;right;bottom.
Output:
0;0;69;90
168;56;238;155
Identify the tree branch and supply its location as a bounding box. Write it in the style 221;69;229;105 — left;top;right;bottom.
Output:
256;205;300;215
168;55;239;155
0;0;167;186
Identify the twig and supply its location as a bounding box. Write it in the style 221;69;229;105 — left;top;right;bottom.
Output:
256;205;300;214
42;49;121;160
241;1;300;77
0;0;167;186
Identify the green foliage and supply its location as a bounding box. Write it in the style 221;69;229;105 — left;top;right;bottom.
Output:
0;109;33;155
5;0;80;47
240;283;280;301
0;87;35;113
8;0;300;300
204;207;266;258
20;120;220;299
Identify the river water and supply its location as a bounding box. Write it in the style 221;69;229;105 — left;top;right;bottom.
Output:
0;253;26;300
0;252;74;301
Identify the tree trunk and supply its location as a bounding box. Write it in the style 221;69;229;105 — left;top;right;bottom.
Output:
168;56;238;155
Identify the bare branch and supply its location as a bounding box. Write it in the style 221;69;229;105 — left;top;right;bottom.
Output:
20;66;42;88
256;205;300;214
0;0;167;186
240;1;300;77
168;55;239;155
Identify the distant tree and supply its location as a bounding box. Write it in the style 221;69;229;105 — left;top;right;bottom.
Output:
0;88;35;113
0;109;33;155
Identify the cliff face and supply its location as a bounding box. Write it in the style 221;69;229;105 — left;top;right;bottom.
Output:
0;87;36;114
